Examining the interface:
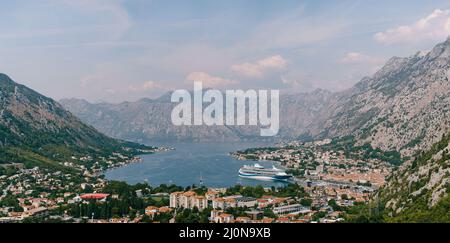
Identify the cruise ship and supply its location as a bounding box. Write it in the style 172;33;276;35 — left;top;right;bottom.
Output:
239;163;293;181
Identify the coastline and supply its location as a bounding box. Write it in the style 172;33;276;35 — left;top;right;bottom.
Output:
103;142;288;188
94;146;175;177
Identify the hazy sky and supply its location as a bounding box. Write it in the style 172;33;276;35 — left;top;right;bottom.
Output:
1;0;450;103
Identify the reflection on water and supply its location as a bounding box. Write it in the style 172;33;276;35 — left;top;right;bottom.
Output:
105;142;289;188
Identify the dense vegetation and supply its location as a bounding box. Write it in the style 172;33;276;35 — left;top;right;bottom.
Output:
66;181;182;220
0;73;154;171
225;184;308;199
345;133;450;223
323;136;403;165
345;193;450;223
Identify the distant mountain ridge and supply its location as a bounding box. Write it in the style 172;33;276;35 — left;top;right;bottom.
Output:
60;96;243;142
60;89;334;143
62;38;450;158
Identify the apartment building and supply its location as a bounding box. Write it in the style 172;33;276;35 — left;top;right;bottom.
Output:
169;191;208;211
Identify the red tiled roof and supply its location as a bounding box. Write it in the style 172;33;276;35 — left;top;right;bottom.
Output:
80;193;110;200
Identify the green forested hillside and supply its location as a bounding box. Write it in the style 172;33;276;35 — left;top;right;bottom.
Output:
346;133;450;223
0;73;151;171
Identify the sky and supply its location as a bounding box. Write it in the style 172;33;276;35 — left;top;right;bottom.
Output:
1;0;450;103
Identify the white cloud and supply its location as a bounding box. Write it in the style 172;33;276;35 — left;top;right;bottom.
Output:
281;76;303;89
128;81;164;92
339;52;380;64
142;81;161;90
80;74;104;88
338;52;386;80
231;55;287;78
238;5;348;51
186;72;237;88
375;9;450;44
340;52;366;63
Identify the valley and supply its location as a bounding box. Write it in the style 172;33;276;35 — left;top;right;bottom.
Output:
1;37;450;223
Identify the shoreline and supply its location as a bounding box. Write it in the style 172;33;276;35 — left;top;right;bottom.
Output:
94;146;175;177
102;143;288;188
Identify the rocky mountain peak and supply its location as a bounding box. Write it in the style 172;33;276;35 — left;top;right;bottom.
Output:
0;73;13;81
428;36;450;60
0;73;17;89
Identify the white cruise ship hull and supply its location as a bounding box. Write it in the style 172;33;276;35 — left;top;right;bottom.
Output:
239;170;292;182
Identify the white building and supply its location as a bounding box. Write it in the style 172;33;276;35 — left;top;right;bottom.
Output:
205;189;220;201
212;197;238;209
236;197;257;208
273;204;308;215
170;191;208;211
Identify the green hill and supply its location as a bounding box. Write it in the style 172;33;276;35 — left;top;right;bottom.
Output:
0;73;152;171
347;133;450;222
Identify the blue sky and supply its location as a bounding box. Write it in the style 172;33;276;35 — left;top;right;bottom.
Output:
1;0;450;103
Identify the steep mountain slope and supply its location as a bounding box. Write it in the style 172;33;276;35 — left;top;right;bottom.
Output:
372;133;450;222
0;73;148;169
312;38;450;157
278;89;335;139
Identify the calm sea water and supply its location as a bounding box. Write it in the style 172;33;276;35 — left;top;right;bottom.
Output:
104;142;288;188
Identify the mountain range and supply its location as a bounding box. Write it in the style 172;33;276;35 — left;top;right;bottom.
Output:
62;38;450;158
59;38;450;221
2;37;449;222
59;89;334;143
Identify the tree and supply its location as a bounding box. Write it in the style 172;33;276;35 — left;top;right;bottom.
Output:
263;209;277;219
328;199;341;211
300;198;312;207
